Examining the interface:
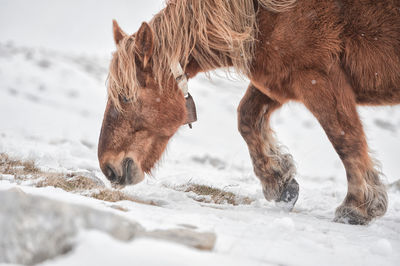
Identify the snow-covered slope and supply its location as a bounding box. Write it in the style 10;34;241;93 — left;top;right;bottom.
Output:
1;40;399;266
0;1;399;265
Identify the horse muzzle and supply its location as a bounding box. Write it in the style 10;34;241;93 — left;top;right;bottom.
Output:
103;157;144;186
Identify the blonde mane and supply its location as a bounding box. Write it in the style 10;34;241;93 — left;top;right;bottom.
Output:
108;0;296;109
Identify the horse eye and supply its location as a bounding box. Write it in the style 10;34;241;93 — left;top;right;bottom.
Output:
122;96;131;103
132;127;144;134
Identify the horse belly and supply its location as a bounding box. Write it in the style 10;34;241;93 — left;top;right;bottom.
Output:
341;0;400;105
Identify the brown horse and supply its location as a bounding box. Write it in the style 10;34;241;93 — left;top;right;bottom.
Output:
98;0;400;225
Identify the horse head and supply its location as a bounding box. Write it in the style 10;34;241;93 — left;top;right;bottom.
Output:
98;21;195;186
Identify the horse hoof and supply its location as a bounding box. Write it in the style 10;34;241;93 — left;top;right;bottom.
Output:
276;178;299;211
334;205;369;225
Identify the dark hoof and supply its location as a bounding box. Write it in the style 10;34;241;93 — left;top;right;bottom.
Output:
334;184;388;225
276;178;299;211
334;205;370;225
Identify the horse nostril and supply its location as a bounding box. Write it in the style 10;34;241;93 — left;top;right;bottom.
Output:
123;158;133;180
103;158;141;186
105;164;117;182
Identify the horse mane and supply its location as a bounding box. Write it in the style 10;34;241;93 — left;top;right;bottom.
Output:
108;0;296;109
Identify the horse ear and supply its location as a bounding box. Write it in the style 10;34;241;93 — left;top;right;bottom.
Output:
113;20;126;45
136;22;154;68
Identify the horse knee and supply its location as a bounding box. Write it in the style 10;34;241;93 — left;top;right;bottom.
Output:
237;105;254;138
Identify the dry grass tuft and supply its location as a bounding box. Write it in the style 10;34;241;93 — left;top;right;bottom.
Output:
177;184;253;206
0;153;39;178
90;189;159;206
21;160;40;174
36;175;99;192
90;189;134;202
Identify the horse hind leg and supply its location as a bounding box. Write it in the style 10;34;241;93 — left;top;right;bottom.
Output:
238;84;299;210
296;68;388;225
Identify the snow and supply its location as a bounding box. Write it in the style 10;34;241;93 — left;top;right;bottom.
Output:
1;1;400;265
0;0;164;55
42;231;252;266
372;238;393;256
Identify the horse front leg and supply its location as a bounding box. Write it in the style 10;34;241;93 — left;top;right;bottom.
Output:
295;68;388;225
238;84;299;210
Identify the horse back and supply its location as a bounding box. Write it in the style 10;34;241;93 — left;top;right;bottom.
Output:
253;0;400;106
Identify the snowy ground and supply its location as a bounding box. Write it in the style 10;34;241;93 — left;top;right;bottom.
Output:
1;1;400;265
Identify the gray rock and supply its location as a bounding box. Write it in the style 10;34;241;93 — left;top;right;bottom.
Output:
143;229;216;251
388;179;400;191
0;188;216;265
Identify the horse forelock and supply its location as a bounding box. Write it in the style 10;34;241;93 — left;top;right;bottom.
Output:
108;36;141;111
107;0;296;110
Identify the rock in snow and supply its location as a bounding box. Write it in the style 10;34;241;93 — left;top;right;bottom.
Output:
0;188;216;265
144;229;216;251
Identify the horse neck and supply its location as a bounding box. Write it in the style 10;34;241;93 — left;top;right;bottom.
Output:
183;5;275;80
151;0;260;80
184;53;234;79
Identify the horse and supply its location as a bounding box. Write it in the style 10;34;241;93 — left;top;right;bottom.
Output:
98;0;400;225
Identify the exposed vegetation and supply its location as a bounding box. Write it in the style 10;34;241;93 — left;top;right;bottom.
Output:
1;153;253;207
0;153;39;178
36;174;99;192
0;153;155;206
174;183;254;206
90;189;158;206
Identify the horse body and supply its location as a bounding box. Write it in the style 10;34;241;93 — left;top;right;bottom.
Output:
249;0;400;106
98;0;400;224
